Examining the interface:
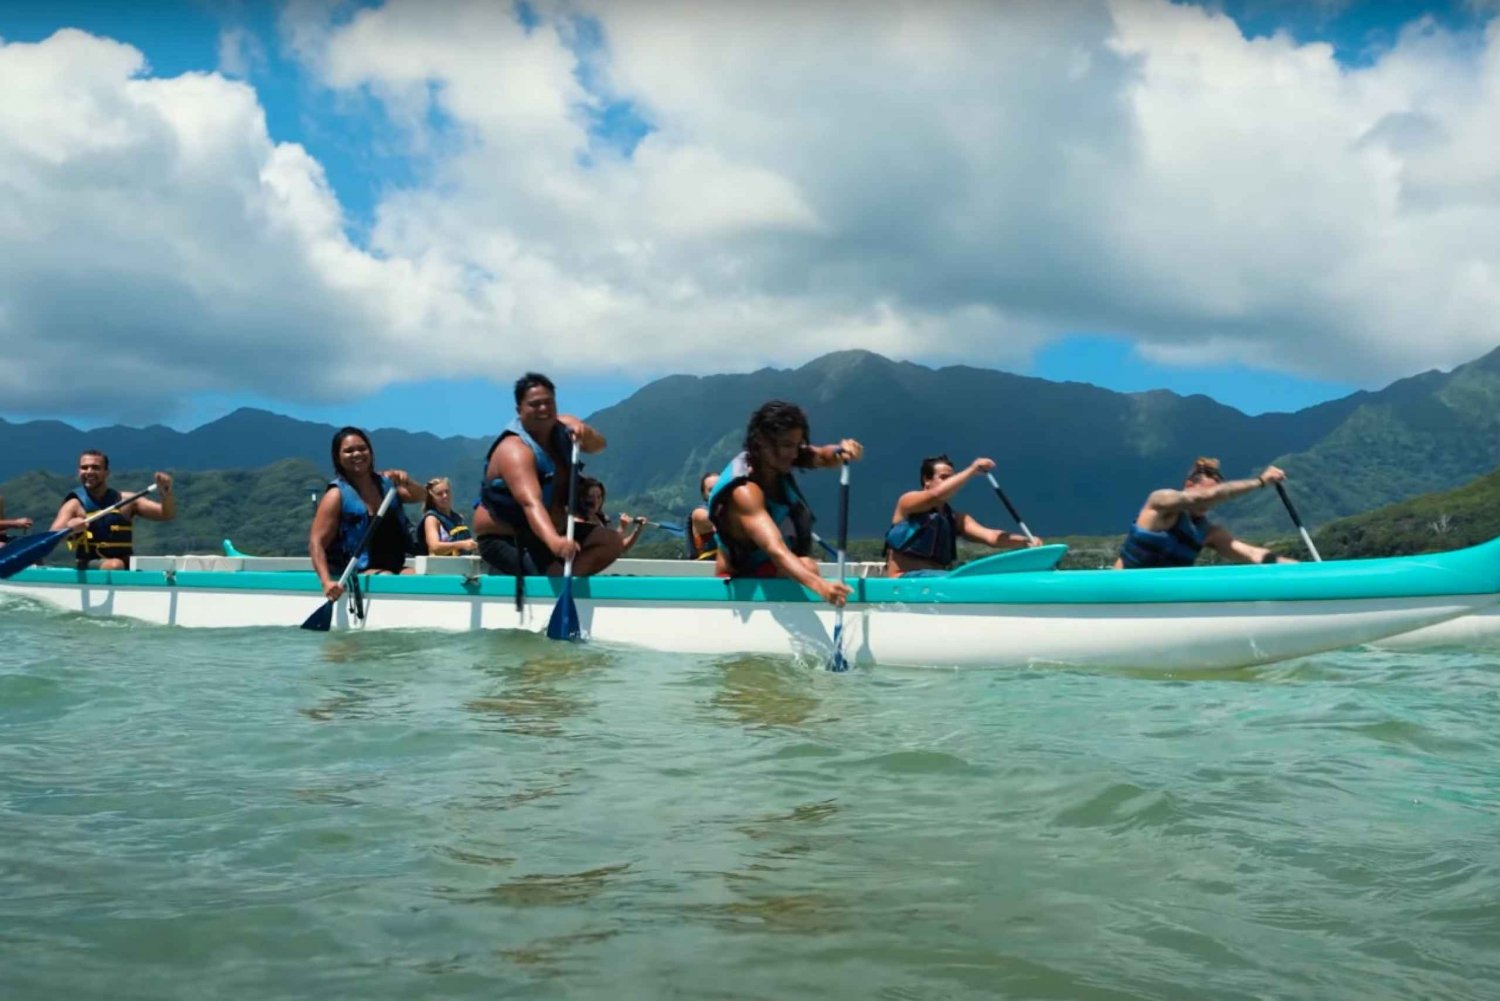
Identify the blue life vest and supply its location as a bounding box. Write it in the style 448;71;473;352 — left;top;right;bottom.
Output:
1118;513;1212;569
707;452;814;575
68;486;132;565
327;474;412;573
884;504;959;567
477;418;574;532
416;507;472;555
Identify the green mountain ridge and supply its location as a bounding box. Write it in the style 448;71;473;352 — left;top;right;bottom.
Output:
1311;467;1500;559
5;347;1500;536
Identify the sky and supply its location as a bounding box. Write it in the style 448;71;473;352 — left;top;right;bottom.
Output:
2;0;1500;436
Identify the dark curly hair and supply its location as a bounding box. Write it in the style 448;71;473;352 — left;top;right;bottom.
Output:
744;400;810;472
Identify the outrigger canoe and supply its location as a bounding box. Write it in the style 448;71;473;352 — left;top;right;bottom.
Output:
4;538;1500;670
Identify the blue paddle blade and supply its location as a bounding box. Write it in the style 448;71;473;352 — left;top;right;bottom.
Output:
652;521;686;537
301;599;334;632
0;529;69;579
546;579;580;641
828;618;849;672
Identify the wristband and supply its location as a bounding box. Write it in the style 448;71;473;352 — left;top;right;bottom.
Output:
1255;475;1266;488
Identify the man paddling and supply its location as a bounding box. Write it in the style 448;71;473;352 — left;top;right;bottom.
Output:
1115;457;1296;569
473;372;623;577
885;455;1042;576
49;450;176;569
708;400;861;605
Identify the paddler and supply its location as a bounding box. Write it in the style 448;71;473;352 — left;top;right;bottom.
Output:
707;400;861;606
687;472;718;560
1115;456;1297;568
0;495;33;548
884;454;1042;577
48;450;176;569
416;477;477;556
472;372;622;577
310;427;426;599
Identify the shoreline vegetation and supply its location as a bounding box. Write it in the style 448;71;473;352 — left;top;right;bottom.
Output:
5;459;1498;568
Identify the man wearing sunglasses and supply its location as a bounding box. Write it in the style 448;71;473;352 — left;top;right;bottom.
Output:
1114;457;1295;569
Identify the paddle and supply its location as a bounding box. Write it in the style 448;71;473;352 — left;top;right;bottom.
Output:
301;487;398;631
1274;482;1322;562
984;472;1035;543
545;439;583;641
828;457;852;673
0;485;157;579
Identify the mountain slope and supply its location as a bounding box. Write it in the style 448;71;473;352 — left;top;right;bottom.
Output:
6;346;1500;536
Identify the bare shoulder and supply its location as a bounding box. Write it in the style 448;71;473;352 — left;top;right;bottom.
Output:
494;434;535;470
1146;488;1187;511
728;480;766;514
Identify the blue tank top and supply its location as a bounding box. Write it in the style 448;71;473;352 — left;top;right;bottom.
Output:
707;452;814;575
884;504;958;567
1118;513;1212;569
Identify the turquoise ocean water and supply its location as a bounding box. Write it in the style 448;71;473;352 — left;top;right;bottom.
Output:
2;594;1498;1000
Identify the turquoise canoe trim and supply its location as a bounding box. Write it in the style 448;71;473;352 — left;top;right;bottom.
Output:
8;536;1500;605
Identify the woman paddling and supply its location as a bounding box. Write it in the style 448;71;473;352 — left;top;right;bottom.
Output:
416;477;477;556
309;427;425;600
885;455;1041;577
576;477;646;555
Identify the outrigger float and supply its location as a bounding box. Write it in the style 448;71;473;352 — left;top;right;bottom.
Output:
4;538;1500;670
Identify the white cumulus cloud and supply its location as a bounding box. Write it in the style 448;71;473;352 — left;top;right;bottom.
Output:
5;1;1500;420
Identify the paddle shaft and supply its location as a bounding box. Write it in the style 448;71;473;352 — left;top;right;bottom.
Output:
984;472;1034;542
1274;483;1323;563
829;459;851;672
836;463;849;579
562;440;580;576
81;484;159;527
544;440;585;641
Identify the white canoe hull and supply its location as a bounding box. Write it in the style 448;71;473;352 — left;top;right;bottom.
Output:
2;570;1493;672
1372;603;1500;650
